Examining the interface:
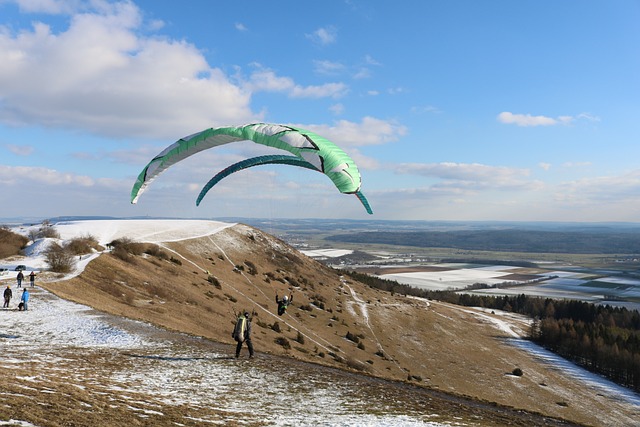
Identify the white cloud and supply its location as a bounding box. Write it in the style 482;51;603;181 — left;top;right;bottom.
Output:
313;60;345;75
387;87;405;95
0;164;95;186
410;105;441;115
329;103;345;115
246;67;348;99
396;162;539;190
353;67;371;79
577;113;601;122
363;54;380;66
539;162;552;171
0;3;258;139
5;143;34;156
497;112;574;127
306;26;337;46
553;170;640;205
301;117;407;147
234;22;248;32
13;0;82;14
562;161;592;168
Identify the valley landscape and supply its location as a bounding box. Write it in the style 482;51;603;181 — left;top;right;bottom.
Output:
1;219;639;426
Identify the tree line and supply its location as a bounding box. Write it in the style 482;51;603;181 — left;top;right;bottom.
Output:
344;269;640;392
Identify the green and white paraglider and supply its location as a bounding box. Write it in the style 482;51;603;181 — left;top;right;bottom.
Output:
131;123;372;214
196;154;372;214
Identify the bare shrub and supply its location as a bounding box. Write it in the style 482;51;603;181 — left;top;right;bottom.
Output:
31;221;60;239
207;276;222;289
147;283;171;299
112;246;134;263
44;242;76;273
275;337;291;349
0;228;28;258
244;260;258;275
345;331;360;343
109;237;145;255
65;234;100;255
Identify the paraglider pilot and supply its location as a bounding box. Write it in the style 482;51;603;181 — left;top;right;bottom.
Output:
232;311;254;358
275;293;293;316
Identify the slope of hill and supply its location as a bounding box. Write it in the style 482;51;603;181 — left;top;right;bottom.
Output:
2;219;639;426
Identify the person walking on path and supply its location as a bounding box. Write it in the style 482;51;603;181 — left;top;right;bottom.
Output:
232;311;254;358
20;288;29;311
16;271;24;288
29;271;36;287
3;285;12;308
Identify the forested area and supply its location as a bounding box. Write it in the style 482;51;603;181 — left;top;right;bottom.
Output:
345;270;640;392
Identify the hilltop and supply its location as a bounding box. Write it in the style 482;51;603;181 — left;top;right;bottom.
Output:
1;219;639;426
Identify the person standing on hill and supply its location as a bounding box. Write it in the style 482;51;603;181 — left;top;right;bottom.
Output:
232;311;254;358
20;288;29;311
3;285;12;308
16;271;23;288
29;271;36;287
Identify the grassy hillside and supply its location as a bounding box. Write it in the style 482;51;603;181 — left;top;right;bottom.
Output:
38;224;637;426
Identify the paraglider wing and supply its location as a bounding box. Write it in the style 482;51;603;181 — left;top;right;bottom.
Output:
196;155;319;206
196;155;373;214
130;123;371;213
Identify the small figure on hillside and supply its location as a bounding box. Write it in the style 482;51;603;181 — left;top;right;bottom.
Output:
232;311;254;358
16;271;24;288
3;285;12;308
275;293;293;316
20;288;29;311
29;271;36;287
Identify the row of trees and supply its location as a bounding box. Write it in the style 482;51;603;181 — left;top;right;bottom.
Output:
344;269;640;392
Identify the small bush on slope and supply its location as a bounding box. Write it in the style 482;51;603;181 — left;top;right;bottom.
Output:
0;226;28;258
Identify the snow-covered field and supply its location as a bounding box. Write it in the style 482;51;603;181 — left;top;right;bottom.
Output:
378;264;521;291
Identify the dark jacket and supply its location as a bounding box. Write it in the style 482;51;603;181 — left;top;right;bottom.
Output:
3;288;11;299
275;294;293;316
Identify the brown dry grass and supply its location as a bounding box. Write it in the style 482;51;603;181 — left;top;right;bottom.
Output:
30;224;638;426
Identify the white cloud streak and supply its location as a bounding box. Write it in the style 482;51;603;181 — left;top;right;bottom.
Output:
245;67;348;99
497;112;573;127
300;117;407;147
4;143;34;156
306;26;337;46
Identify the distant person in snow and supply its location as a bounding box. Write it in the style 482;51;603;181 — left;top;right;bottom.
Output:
275;293;293;316
20;288;29;311
29;271;36;287
232;311;254;358
16;271;24;288
3;285;12;308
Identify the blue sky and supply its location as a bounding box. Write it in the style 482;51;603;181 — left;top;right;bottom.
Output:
1;0;639;222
